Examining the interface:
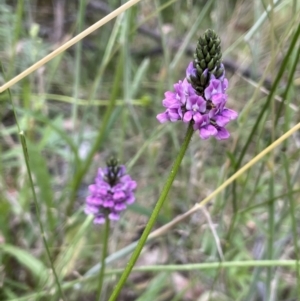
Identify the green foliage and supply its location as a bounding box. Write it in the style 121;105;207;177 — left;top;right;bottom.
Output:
1;244;49;285
1;0;300;300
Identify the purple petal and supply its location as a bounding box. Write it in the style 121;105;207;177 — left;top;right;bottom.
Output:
208;108;218;118
162;97;180;109
156;112;169;123
103;199;114;208
97;168;107;180
178;80;190;105
109;212;120;221
204;79;222;100
164;91;175;98
185;97;194;111
221;108;238;120
193;112;203;124
85;205;98;215
210;73;216;80
88;184;97;193
173;81;182;95
168;109;181;122
183;111;192;123
94;215;105;224
211;93;227;108
193;122;199;131
222;78;228;91
126;194;135;204
199;125;218;140
113;191;125;200
86;196;103;205
214;115;230;127
215;127;230;140
117;165;126;177
128;180;137;190
114;203;127;211
186;61;196;77
98;187;109;196
196;98;206;112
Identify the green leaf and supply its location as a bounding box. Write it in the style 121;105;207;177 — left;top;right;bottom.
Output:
135;273;168;301
1;244;49;285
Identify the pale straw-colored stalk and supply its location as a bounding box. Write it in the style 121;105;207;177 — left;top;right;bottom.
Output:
149;121;300;238
0;0;141;93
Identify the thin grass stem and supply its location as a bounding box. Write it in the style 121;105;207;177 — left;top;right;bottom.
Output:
108;123;194;301
266;172;275;299
11;260;300;301
96;216;110;301
19;132;66;301
106;260;300;273
283;154;300;296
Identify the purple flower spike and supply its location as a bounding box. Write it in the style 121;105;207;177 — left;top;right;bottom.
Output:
85;159;137;224
157;61;238;140
157;30;239;140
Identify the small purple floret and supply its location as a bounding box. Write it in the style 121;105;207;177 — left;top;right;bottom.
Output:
85;165;137;224
156;62;238;140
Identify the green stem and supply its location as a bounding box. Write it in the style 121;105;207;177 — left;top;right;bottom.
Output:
283;155;300;296
19;132;66;301
10;258;300;301
266;171;275;299
96;216;110;301
106;260;300;273
108;123;194;301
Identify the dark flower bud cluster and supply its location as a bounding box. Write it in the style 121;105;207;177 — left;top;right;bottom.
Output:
157;29;238;140
187;29;224;95
85;158;137;224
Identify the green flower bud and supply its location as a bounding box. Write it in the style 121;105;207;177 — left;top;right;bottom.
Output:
207;59;215;70
197;48;204;60
205;53;211;63
210;44;216;55
215;38;221;46
192;29;224;93
200;59;206;69
196;86;204;94
199;36;206;46
200;72;208;86
196;64;203;75
206;29;214;40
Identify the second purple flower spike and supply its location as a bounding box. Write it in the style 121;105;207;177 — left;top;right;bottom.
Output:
85;158;137;224
157;29;238;140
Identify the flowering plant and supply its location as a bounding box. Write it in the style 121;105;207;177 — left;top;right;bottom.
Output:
157;29;238;140
85;158;137;224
